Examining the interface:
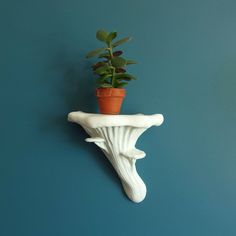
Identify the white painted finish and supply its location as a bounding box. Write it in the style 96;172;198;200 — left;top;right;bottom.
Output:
68;111;164;203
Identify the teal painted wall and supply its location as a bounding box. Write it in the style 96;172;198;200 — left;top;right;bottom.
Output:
1;0;236;235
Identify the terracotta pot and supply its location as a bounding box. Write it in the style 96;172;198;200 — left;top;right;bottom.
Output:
96;88;126;115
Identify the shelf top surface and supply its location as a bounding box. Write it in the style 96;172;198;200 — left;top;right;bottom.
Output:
68;111;164;128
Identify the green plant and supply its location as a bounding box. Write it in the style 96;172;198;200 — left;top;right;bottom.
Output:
86;29;137;88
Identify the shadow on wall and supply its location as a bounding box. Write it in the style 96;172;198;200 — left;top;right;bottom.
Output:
42;50;96;139
43;50;124;195
53;51;96;112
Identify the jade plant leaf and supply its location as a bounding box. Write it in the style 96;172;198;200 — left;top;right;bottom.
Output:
116;82;128;88
115;68;126;73
99;74;112;81
115;73;136;81
98;52;110;58
96;30;109;42
113;50;123;57
112;37;132;47
100;83;112;88
111;57;126;68
92;62;107;70
106;31;117;44
126;60;137;65
113;79;128;88
86;47;107;58
95;65;112;75
96;76;111;87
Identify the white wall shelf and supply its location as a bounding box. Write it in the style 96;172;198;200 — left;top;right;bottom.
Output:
68;111;164;203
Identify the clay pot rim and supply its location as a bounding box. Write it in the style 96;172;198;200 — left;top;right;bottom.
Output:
96;87;125;90
96;87;126;98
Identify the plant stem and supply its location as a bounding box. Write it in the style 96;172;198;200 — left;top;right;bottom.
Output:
107;44;115;87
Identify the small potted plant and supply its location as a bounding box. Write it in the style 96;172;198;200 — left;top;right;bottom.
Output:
86;29;137;115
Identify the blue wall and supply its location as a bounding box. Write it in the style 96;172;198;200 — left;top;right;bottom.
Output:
1;0;236;235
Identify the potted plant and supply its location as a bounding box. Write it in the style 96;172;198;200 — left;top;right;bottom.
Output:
86;29;137;115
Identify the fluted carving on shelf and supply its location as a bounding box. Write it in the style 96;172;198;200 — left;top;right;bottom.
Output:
68;111;164;203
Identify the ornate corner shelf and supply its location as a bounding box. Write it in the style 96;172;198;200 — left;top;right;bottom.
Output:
68;111;164;203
